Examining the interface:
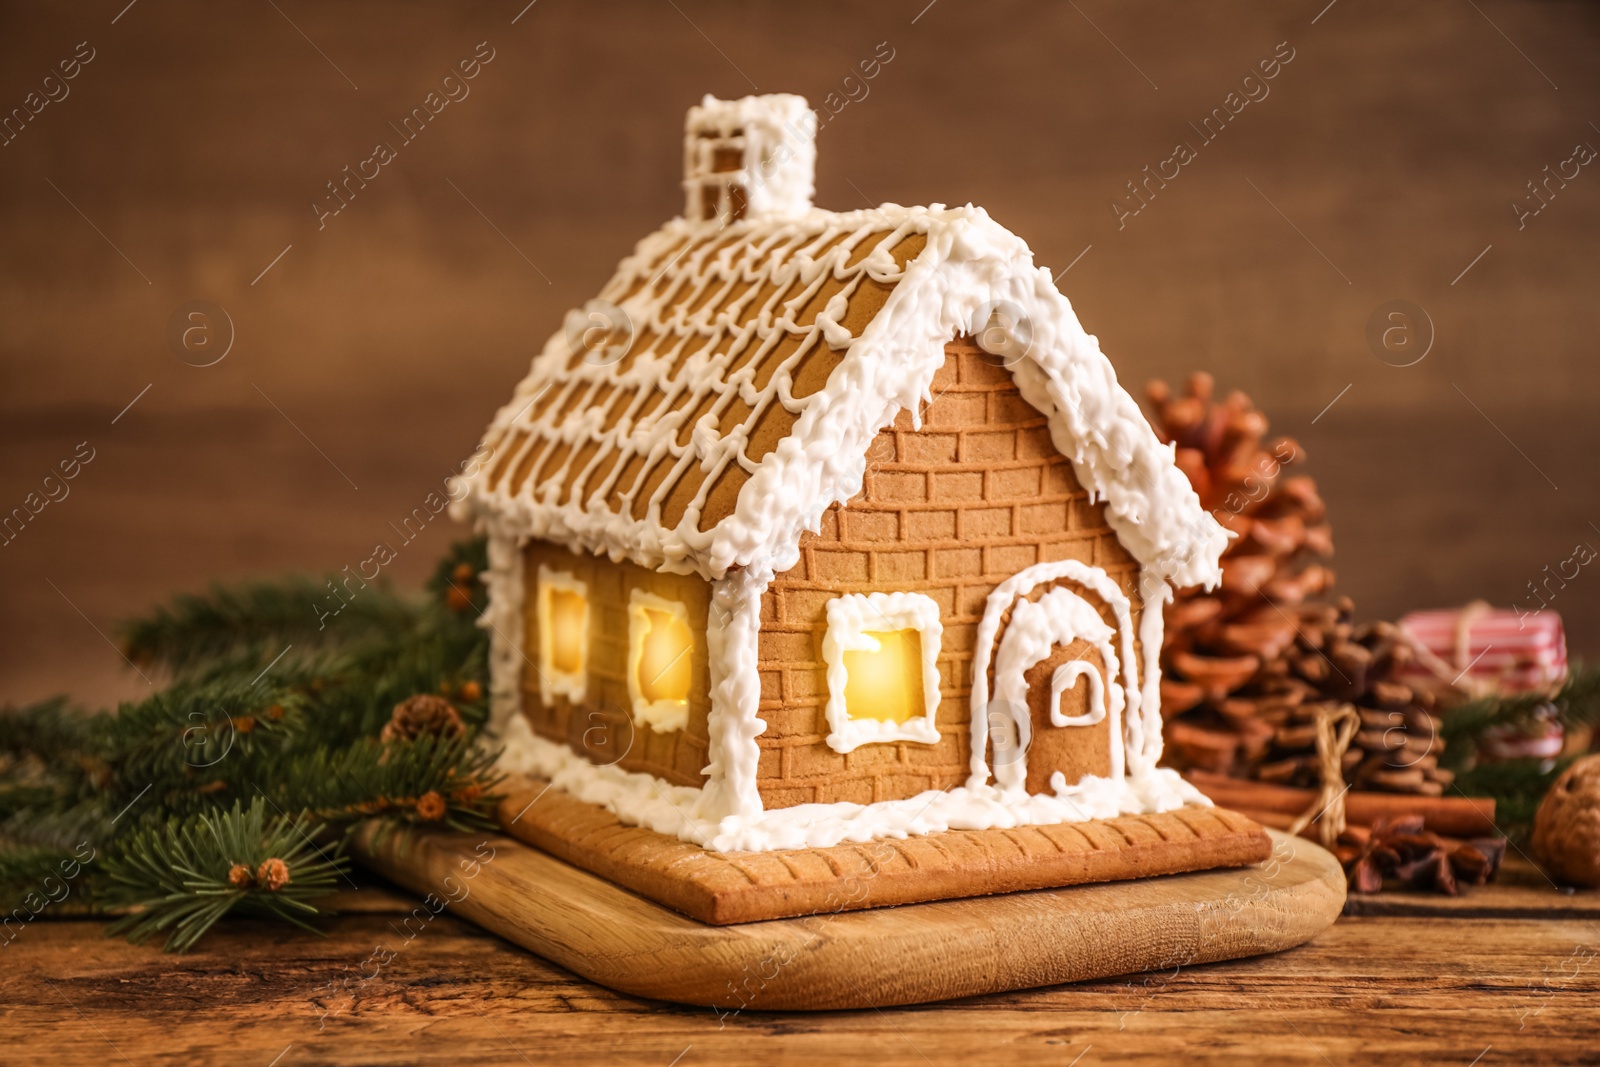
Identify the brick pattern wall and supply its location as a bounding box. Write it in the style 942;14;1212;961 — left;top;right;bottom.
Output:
755;335;1145;808
521;542;712;787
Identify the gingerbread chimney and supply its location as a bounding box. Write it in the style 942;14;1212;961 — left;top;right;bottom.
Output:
682;94;816;226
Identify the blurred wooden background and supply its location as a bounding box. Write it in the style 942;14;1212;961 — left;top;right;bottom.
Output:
2;0;1597;708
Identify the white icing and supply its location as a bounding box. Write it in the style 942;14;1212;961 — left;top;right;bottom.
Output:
625;588;691;733
534;565;587;704
698;564;766;821
481;532;525;733
820;591;943;754
683;93;816;223
489;555;1206;853
708;204;1229;587
1136;572;1174;771
499;713;1208;853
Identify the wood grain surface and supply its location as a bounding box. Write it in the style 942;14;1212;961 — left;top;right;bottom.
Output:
1341;852;1600;920
5;871;1598;1065
487;776;1272;924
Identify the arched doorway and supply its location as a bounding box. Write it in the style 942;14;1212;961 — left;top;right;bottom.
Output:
991;586;1124;795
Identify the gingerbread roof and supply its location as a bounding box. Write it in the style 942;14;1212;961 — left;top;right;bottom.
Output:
456;96;1227;590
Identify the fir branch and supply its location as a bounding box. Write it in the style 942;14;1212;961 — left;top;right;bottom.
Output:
97;678;309;814
0;696;103;796
0;696;98;765
293;638;483;745
0;785;67;823
1441;664;1600;772
1454;756;1578;846
119;576;424;676
1;536;496;952
264;734;504;833
0;842;90;910
103;798;346;953
426;536;490;617
0;798;112;853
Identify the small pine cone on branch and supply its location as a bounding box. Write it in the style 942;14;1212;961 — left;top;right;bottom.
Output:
382;694;466;743
257;857;292;892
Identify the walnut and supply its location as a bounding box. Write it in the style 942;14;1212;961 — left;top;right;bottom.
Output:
1531;754;1600;888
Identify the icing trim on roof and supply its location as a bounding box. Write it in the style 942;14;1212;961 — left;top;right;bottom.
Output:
455;204;1227;591
709;204;1227;589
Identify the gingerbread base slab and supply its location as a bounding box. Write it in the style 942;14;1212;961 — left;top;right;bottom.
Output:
488;775;1273;924
351;825;1344;1010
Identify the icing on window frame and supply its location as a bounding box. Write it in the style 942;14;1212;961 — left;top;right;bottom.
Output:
821;591;943;754
535;565;589;704
626;588;693;734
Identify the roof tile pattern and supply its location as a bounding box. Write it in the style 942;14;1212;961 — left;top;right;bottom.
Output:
479;214;928;555
462;201;1229;591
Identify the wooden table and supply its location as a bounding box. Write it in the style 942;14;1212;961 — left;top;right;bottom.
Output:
6;858;1598;1066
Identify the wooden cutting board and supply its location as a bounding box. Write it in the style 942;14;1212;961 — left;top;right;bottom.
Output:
352;825;1345;1011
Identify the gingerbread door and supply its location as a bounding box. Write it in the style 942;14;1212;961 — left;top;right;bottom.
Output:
991;586;1125;796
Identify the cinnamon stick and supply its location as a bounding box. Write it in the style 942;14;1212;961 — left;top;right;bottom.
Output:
1229;806;1476;852
1187;769;1496;838
1226;806;1297;831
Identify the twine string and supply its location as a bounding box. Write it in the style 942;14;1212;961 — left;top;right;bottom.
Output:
1286;704;1361;849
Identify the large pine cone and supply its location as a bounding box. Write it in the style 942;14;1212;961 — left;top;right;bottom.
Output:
1244;599;1454;795
1149;374;1446;795
1147;373;1333;764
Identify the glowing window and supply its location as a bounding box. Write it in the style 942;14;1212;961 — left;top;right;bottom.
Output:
627;589;693;733
822;592;943;753
536;566;588;703
842;630;925;724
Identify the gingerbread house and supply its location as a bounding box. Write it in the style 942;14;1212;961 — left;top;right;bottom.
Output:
456;94;1230;853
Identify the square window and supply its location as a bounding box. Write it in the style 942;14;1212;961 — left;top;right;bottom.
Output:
627;589;693;732
822;592;943;753
536;566;588;703
842;630;925;724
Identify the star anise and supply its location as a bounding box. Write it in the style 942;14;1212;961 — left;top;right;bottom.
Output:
1335;815;1508;895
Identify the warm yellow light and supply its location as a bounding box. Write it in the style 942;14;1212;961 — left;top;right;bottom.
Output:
548;588;587;675
842;629;924;723
636;608;692;705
